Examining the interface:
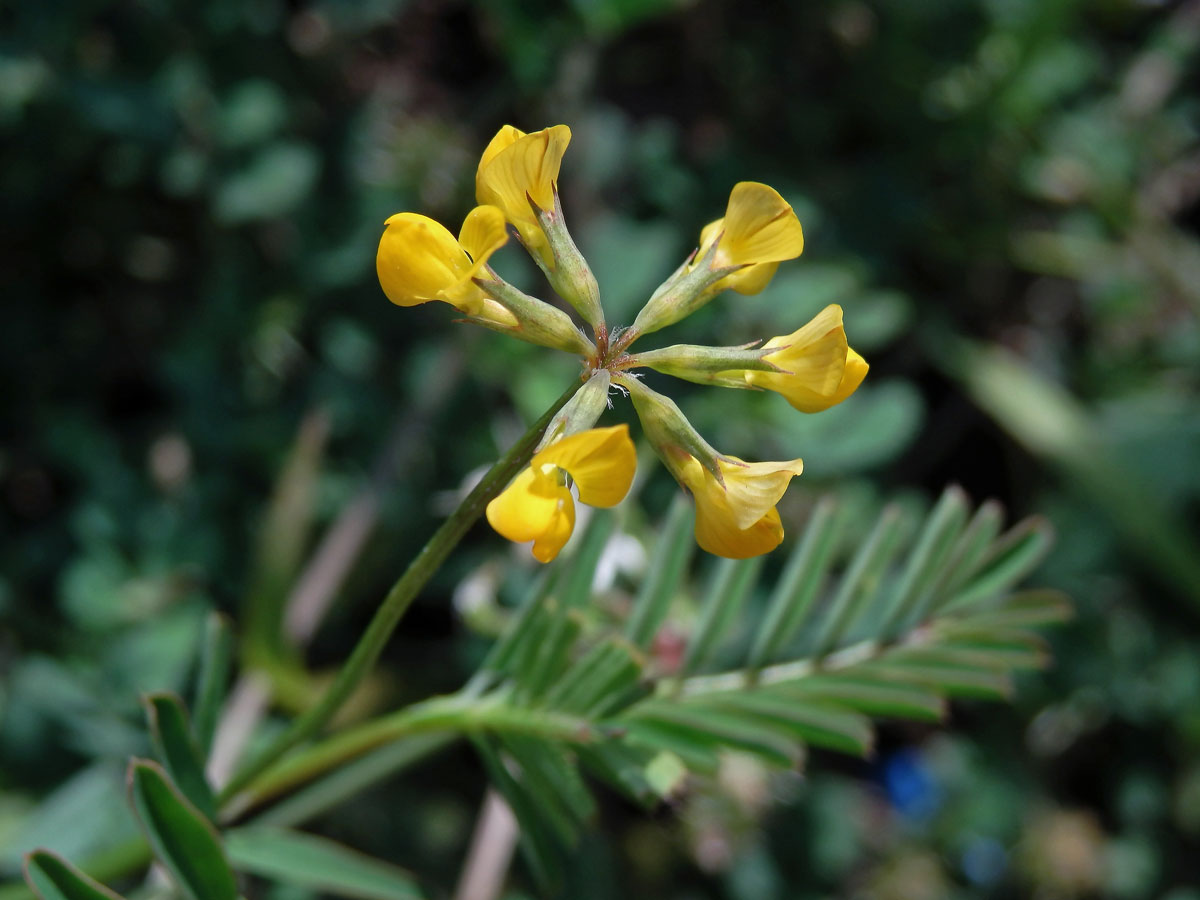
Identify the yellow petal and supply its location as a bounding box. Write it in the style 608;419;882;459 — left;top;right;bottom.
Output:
679;456;797;558
476;125;571;264
716;456;804;530
376;213;466;307
531;493;576;563
486;466;560;542
696;216;782;296
458;205;510;266
745;305;851;411
474;298;520;329
720;181;804;267
485;464;577;563
534;424;636;508
698;217;723;256
830;347;869;406
725;260;780;296
695;502;785;559
476;125;527;194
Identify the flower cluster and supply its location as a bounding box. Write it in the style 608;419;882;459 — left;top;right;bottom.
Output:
377;125;867;561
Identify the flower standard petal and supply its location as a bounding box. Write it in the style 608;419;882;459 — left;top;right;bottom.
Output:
720;181;805;266
376;213;469;308
533;425;637;509
476;126;527;196
716;457;805;530
476;125;572;266
691;182;801;297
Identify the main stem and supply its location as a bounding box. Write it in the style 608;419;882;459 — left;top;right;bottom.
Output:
218;382;581;802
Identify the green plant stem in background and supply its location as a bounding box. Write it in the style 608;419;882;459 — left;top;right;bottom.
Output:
252;734;454;828
218;382;581;803
232;695;595;814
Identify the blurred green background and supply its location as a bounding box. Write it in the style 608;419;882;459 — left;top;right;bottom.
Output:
2;0;1200;897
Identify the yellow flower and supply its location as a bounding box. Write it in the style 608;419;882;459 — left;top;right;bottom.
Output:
677;454;805;559
743;305;868;412
486;425;637;563
696;181;805;295
376;205;509;315
475;124;571;268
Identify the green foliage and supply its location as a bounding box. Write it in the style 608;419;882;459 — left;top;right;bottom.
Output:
21;852;125;900
191;614;233;758
3;0;1197;896
224;827;423;900
431;491;1065;886
125;762;237;900
142;694;215;821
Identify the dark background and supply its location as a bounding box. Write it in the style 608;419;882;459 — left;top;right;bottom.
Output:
2;0;1200;897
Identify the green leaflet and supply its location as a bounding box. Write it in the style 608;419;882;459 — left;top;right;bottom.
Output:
22;851;126;900
125;761;237;900
694;692;874;757
191;613;233;758
224;827;423;900
769;676;946;723
625;494;695;648
680;556;761;676
142;694;216;821
748;496;841;668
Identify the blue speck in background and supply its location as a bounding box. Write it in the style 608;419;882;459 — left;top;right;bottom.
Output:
880;747;942;821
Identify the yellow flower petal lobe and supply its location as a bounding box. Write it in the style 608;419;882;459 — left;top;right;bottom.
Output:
476;126;527;193
531;493;576;563
830;347;869;406
484;468;568;547
534;424;637;508
716;456;805;530
458;205;509;267
376;213;468;308
679;455;801;559
476;125;571;265
744;305;860;412
720;181;805;266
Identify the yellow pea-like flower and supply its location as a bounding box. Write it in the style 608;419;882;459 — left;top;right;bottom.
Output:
743;305;869;412
486;425;637;563
678;454;805;559
376;205;509;315
476;124;571;268
697;181;805;295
